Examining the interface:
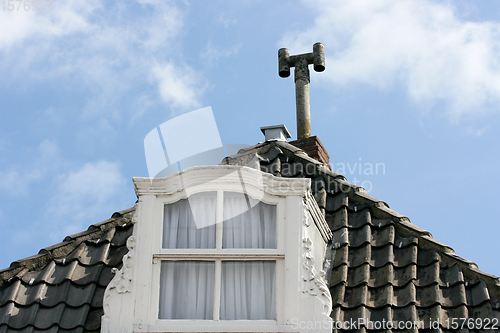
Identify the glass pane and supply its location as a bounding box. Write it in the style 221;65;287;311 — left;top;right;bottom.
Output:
222;192;277;248
159;261;215;319
163;192;216;248
220;261;276;320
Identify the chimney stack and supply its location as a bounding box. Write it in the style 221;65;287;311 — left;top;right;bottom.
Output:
289;136;331;169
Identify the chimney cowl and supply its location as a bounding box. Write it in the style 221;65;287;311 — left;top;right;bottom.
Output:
260;124;291;142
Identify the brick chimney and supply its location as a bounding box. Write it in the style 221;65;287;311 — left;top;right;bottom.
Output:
289;136;331;170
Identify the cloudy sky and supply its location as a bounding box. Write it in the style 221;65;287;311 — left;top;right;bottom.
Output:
1;0;500;276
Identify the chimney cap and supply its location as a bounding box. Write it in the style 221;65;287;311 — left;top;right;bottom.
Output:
260;124;291;142
260;124;292;141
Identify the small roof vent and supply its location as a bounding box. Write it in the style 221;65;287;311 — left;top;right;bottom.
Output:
260;124;291;142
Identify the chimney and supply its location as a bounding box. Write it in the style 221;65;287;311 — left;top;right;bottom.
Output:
278;42;325;140
260;124;291;142
289;136;331;170
277;43;330;169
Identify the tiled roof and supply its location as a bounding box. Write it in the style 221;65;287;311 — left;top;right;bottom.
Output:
223;140;500;332
0;208;134;333
1;139;499;332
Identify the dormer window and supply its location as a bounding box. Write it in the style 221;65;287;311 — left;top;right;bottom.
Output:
158;191;277;320
104;165;332;333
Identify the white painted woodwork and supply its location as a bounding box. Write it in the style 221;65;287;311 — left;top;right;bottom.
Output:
102;165;332;333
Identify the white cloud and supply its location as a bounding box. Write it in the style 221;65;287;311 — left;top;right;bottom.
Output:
0;169;43;197
0;1;202;118
0;138;129;241
282;0;500;120
46;160;128;237
219;16;237;29
0;0;100;49
152;62;204;110
135;0;184;51
0;139;60;196
200;42;242;66
465;125;490;137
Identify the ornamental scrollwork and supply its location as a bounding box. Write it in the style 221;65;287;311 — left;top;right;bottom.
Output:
302;237;332;316
101;230;136;330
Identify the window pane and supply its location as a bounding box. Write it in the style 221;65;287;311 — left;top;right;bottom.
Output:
222;192;277;248
220;261;276;320
159;261;215;319
163;192;216;248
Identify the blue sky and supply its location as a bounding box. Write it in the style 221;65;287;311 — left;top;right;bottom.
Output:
1;0;499;277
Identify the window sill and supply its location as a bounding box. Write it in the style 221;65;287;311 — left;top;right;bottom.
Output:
135;321;300;333
134;320;297;332
153;251;285;259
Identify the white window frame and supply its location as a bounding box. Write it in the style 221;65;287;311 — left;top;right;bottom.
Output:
149;187;286;326
119;165;320;333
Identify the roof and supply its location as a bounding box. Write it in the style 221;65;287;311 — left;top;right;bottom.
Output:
0;208;134;333
1;139;499;332
223;140;500;331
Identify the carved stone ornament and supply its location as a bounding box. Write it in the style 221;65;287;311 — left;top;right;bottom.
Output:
303;204;310;227
302;238;332;316
112;236;135;293
101;206;138;331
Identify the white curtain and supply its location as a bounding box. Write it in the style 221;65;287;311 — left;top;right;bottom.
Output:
222;192;277;249
159;191;276;320
220;261;276;320
159;261;215;319
221;193;276;320
163;192;217;249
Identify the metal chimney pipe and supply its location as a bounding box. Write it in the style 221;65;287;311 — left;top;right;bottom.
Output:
294;57;311;139
278;43;325;140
